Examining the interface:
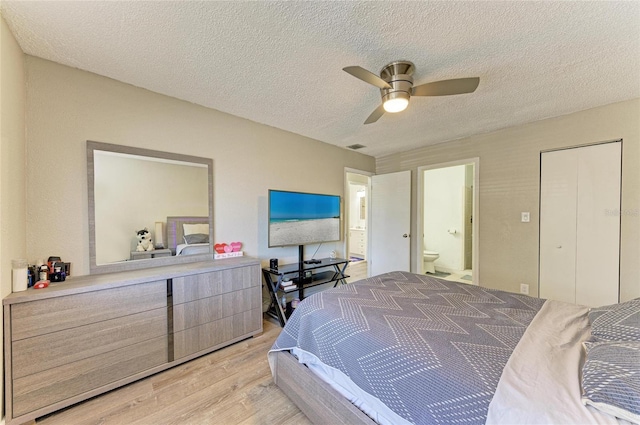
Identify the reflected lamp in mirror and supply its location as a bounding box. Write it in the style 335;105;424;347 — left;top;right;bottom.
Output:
87;141;213;274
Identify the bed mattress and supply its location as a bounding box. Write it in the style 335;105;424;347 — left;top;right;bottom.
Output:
269;271;635;424
269;271;545;424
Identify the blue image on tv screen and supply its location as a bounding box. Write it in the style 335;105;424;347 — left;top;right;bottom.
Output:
269;191;340;222
268;190;341;247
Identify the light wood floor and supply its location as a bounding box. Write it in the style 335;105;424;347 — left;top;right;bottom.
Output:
345;259;367;282
37;261;369;425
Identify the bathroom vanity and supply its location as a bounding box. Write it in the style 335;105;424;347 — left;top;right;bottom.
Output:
349;228;367;258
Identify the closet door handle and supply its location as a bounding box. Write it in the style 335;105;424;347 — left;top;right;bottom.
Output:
556;245;562;249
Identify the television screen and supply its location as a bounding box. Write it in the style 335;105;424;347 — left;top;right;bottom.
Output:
268;189;341;247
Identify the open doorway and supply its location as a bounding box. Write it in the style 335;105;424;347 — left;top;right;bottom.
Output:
345;169;372;280
417;158;479;285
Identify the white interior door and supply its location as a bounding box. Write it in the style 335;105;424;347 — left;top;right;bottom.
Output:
370;170;411;275
540;149;579;303
575;142;621;306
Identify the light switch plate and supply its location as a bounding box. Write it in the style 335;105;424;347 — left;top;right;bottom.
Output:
521;212;530;222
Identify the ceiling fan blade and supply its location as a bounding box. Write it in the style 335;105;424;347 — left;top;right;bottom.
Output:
343;66;392;89
412;77;480;97
364;104;386;124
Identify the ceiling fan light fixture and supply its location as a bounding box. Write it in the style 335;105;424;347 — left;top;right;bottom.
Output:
343;60;479;125
383;92;410;113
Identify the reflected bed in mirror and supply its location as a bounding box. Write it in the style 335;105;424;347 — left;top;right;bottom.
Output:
167;216;211;255
88;141;214;274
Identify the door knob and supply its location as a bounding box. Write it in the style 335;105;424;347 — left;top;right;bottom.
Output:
556;245;562;249
403;234;409;238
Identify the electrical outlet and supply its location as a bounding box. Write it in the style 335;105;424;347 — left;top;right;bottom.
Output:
520;283;529;295
521;212;530;222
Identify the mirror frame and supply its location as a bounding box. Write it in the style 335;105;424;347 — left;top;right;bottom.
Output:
87;140;214;275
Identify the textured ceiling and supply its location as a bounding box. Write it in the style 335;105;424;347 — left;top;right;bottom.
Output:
2;1;639;158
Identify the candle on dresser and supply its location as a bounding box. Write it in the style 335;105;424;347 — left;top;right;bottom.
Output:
12;259;28;292
155;221;165;249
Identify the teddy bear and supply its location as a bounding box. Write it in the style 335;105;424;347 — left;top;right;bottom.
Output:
135;228;155;252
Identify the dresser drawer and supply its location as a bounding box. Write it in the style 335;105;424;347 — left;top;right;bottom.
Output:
11;280;167;340
173;286;261;332
173;308;262;360
13;334;167;417
172;265;260;305
12;307;167;379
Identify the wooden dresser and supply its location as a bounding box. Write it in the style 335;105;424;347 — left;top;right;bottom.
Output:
3;257;262;425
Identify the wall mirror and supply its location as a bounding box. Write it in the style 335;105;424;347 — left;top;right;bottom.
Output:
87;141;214;274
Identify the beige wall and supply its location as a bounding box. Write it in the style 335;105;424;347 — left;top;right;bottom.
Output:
377;98;640;302
0;12;27;419
24;56;375;275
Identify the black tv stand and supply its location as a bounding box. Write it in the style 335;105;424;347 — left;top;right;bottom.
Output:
263;257;350;327
303;259;321;264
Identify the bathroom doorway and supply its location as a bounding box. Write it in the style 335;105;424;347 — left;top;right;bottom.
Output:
417;158;479;285
344;170;372;266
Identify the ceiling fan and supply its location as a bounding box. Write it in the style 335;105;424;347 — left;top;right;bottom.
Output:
343;61;480;124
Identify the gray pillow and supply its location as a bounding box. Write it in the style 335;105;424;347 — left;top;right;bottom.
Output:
183;233;209;244
581;341;640;423
588;298;640;342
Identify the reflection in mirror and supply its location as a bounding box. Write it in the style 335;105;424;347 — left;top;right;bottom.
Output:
88;141;213;274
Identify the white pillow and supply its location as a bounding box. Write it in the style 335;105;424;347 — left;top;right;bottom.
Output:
183;223;209;236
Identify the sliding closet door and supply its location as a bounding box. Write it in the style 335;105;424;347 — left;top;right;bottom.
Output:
539;149;579;304
574;142;621;306
539;141;621;307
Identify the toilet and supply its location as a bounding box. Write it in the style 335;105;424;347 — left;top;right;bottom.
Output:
423;250;440;274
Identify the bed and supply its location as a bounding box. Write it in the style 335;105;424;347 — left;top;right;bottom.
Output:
268;271;639;425
165;216;211;256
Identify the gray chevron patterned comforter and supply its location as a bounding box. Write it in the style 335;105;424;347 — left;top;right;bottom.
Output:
270;271;546;425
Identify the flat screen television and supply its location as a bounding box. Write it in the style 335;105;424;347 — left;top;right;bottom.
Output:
268;189;341;248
